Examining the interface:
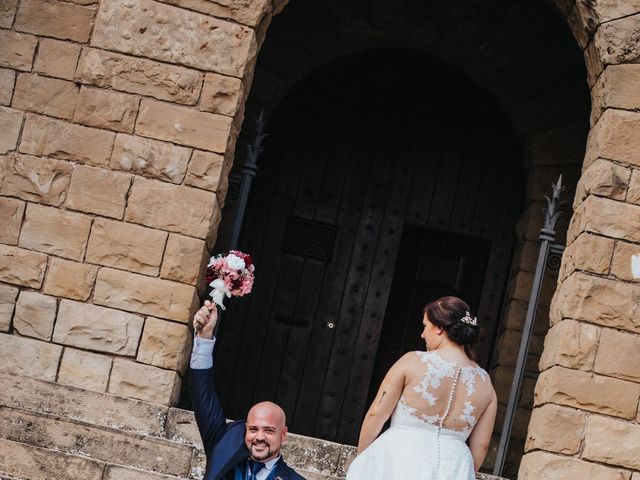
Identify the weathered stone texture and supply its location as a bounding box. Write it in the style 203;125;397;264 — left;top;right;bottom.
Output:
104;464;193;480
57;347;112;392
592;64;640;124
0;244;47;288
65;164;131;218
534;366;640;419
0;68;15;105
538;320;599;371
74;86;139;133
519;451;631;480
14;291;57;340
559;233;614;281
574;159;630;207
109;358;181;405
0;0;18;27
509;270;557;306
75;48;203;104
524;404;585;454
610;240;640;282
584;109;640;169
199;73;243;116
137;317;191;371
92;0;256;77
0;284;19;332
110;133;190;184
156;0;269;26
43;257;98;301
12;73;79;119
0;196;25;244
160;234;206;285
33;38;82;80
20;114;115;167
125;177;220;238
0;333;62;381
0;106;23;154
14;0;97;42
0;30;37;71
86;218;167;275
594;13;640;67
53;299;144;355
185;150;229;198
594;328;640;381
94;267;197;322
583;416;640;470
492;365;537;408
0;153;73;206
576;0;640;28
166;407;201;445
568;195;640;244
19;203;91;261
629;170;640;205
503;300;549;335
136;99;232;153
495;328;544;370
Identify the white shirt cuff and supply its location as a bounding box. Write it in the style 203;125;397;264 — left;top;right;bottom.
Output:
190;335;216;369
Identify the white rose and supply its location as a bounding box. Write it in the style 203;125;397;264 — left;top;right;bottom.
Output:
226;253;245;270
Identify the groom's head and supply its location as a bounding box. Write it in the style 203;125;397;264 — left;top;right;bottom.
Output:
245;401;288;462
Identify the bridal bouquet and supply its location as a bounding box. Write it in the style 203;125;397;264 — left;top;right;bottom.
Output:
205;250;255;310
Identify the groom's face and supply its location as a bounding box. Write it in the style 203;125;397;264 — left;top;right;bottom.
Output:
245;402;288;462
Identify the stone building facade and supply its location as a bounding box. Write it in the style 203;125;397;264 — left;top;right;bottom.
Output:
0;0;639;479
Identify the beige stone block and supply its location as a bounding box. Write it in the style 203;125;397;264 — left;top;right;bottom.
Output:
75;47;203;105
20;113;115;167
534;366;640;419
94;267;197;322
136;99;232;153
0;244;47;288
65;164;130;218
109;358;181;405
43;257;98;301
0;197;25;245
594;328;640;381
14;290;57;341
12;73;79;119
155;0;269;26
574;159;631;207
539;320;599;372
568;195;640;244
19;203;91;261
33;38;82;80
199;73;243;116
592;64;640;124
15;0;97;42
503;299;549;335
629;170;640;205
91;0;255;77
0;68;16;105
584;109;640;170
495;328;545;370
53;299;144;355
137;317;191;371
525;404;586;454
509;270;558;307
0;284;19;332
610;240;640;282
519;451;631;480
0;0;18;27
86;218;167;275
126;177;219;238
0;30;37;71
74;86;138;133
104;464;193;480
559;232;615;281
0;106;23;154
57;347;111;391
576;1;640;27
0;332;62;381
160;234;206;285
583;415;640;470
110;133;190;184
185;150;229;197
166;407;201;445
491;365;537;407
0;153;73;206
594;14;640;67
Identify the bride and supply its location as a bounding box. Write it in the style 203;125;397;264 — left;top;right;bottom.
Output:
347;296;497;480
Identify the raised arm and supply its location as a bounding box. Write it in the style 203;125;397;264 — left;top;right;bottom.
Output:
467;389;497;471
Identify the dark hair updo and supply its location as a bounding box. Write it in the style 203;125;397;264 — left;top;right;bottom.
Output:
423;296;479;358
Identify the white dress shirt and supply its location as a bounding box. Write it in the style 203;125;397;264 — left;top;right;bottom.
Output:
190;335;216;369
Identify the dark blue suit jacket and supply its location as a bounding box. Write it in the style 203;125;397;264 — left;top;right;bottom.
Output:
189;366;306;480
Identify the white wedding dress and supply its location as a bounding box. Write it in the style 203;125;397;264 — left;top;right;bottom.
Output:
347;351;489;480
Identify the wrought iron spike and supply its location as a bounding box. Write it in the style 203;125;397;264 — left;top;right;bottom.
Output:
542;175;567;232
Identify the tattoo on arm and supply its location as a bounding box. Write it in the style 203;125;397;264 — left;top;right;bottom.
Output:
378;391;387;405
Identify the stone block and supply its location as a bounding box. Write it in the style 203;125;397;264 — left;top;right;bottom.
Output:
136;99;232;153
156;0;269;26
125;176;219;238
43;257;98;301
91;0;255;77
14;290;57;341
594;14;640;67
0;244;47;288
160;234;206;285
104;465;194;480
629;170;640;205
20;113;115;167
185;150;230;198
525;404;586;454
57;347;111;392
584;109;640;170
559;232;615;282
0;153;73;206
74;86;139;133
53;299;144;355
495;328;545;370
14;0;97;42
94;267;197;322
594;328;640;382
199;73;243;116
539;320;599;372
86;218;167;275
137;317;191;371
110;133;190;184
0;284;18;332
65;164;131;218
534;366;640;419
491;365;537;407
0;333;62;381
166;407;201;445
583;416;640;470
0;30;37;71
0;0;18;27
0;196;25;245
282;433;343;476
568;195;640;244
0;106;23;154
109;358;181;405
0;68;15;105
573;159;631;207
503;300;549;335
610;240;640;282
519;451;631;480
592;64;640;124
508;269;558;307
12;73;79;119
576;1;640;28
75;47;203;105
33;38;82;80
19;203;91;261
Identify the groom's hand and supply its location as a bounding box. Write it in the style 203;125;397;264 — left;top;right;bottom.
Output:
193;300;217;339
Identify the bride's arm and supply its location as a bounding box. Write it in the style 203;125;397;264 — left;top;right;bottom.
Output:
355;353;412;454
468;390;497;471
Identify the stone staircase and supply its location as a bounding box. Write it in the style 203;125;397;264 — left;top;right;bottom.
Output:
0;372;506;480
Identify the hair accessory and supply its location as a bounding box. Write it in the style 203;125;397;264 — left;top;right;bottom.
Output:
461;311;477;326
